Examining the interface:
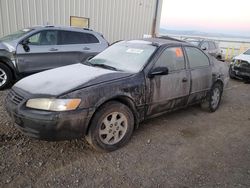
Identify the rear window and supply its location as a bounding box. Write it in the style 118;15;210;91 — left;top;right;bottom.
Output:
59;31;99;45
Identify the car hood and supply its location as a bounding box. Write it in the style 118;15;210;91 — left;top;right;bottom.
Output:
0;40;18;52
14;63;133;96
234;54;250;63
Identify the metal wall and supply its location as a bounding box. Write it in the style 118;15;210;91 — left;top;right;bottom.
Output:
0;0;162;42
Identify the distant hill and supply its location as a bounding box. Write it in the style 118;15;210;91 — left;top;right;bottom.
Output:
159;28;250;40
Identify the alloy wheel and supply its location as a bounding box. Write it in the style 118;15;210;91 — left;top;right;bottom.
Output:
99;112;128;145
0;68;7;87
211;88;221;109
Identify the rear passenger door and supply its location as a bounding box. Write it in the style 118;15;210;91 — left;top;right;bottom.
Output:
147;46;191;116
57;30;102;65
184;46;212;104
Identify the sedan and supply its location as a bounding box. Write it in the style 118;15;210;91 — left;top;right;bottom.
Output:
5;37;229;152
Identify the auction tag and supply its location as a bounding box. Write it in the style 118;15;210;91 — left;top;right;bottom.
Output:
126;48;144;54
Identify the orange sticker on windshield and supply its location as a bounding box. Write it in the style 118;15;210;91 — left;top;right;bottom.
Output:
175;48;183;57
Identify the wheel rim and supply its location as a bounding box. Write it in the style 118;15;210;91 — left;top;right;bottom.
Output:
0;68;7;87
99;112;128;145
211;88;220;109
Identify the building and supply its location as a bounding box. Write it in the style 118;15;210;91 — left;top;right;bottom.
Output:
0;0;163;43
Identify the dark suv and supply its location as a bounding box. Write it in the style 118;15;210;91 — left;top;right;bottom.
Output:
0;26;109;89
185;39;223;61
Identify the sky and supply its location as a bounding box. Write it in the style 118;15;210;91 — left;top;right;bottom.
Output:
160;0;250;37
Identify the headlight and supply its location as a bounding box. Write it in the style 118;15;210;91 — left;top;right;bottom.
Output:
26;98;81;111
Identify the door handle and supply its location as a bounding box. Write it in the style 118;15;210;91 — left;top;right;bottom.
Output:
182;77;188;82
49;48;58;51
83;47;90;50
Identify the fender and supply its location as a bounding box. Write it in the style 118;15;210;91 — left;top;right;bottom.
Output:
0;56;18;79
85;94;142;135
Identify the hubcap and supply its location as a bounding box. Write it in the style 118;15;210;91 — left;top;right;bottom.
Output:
211;88;220;109
99;112;128;145
0;68;7;87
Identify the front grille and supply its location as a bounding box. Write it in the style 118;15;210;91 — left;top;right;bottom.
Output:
240;62;250;69
7;90;24;105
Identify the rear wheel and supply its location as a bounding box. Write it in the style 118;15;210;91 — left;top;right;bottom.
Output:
0;63;13;90
86;101;134;152
201;82;223;112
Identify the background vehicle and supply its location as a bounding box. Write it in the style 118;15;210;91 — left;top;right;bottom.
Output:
184;38;223;61
229;48;250;81
5;38;229;152
0;26;109;89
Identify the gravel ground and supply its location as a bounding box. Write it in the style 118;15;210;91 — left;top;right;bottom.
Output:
0;79;250;188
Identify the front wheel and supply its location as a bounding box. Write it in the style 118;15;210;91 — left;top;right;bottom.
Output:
0;63;13;90
86;101;134;152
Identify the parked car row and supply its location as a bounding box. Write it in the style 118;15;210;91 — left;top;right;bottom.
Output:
184;38;224;61
4;34;229;151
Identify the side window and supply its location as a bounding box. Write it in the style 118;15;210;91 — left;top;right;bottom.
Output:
154;47;185;72
28;33;41;44
59;31;99;45
200;42;209;50
185;47;210;68
209;41;216;50
27;30;58;45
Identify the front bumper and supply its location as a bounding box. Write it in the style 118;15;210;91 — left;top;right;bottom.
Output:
230;64;250;80
5;89;91;140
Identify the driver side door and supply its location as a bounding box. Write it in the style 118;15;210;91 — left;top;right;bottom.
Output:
16;30;60;74
146;46;191;117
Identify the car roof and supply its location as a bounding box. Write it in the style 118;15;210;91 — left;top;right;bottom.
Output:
27;25;94;32
139;36;188;47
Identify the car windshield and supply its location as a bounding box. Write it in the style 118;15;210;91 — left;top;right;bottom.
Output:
243;49;250;55
88;41;157;73
0;28;32;42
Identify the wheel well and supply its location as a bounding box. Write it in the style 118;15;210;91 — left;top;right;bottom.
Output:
85;97;139;135
214;79;224;89
0;59;16;79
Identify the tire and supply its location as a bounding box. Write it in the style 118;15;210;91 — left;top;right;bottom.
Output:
0;63;13;90
86;101;134;152
201;82;223;112
229;66;236;79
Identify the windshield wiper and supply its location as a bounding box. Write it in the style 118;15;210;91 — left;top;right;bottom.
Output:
81;60;93;66
91;63;118;71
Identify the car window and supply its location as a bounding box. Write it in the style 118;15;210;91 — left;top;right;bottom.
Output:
154;47;185;72
28;30;58;45
208;41;216;50
0;28;33;42
200;42;209;50
89;41;156;73
59;31;99;45
185;47;210;68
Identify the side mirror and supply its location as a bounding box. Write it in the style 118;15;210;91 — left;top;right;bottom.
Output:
21;39;30;45
148;67;169;78
21;39;30;52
